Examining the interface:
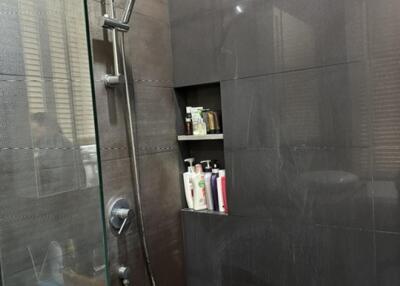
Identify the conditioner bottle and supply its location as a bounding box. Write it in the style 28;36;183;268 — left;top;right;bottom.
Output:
183;158;195;209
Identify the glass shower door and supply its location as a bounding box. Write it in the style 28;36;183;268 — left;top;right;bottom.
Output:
0;0;108;285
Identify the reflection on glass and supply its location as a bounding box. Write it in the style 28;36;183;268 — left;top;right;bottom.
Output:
31;112;86;197
0;0;107;285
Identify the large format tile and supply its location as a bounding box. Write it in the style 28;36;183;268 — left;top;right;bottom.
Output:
0;1;25;76
221;75;280;151
126;13;173;87
170;8;221;86
376;232;400;286
169;0;220;22
0;187;106;286
182;211;375;286
219;0;276;80
94;81;130;161
371;147;400;232
279;62;369;148
221;62;370;151
0;75;32;148
138;151;185;286
367;0;400;61
133;84;178;155
225;147;373;228
219;0;366;80
135;0;170;24
275;0;366;72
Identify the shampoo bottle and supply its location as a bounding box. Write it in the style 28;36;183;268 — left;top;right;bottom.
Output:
183;158;195;209
201;160;213;210
192;164;207;210
211;163;220;211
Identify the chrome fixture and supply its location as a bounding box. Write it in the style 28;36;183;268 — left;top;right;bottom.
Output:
102;0;136;87
109;198;134;235
102;1;156;285
118;266;131;285
102;0;135;32
103;15;130;32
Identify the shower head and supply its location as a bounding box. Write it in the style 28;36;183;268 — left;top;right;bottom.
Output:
102;0;136;32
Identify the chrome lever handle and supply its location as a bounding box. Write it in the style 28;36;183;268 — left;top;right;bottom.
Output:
114;208;134;235
118;218;128;235
109;198;135;235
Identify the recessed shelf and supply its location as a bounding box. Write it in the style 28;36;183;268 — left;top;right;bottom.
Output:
177;134;224;141
181;208;228;216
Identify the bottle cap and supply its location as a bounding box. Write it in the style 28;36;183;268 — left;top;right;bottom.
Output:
200;160;212;172
184;158;195;172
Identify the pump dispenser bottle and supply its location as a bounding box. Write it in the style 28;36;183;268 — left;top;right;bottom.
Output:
183;158;195;208
192;164;207;210
201;160;213;210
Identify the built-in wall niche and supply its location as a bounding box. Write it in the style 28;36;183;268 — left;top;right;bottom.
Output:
175;82;225;169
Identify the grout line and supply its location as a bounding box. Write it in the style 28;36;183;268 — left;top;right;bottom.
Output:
220;59;365;82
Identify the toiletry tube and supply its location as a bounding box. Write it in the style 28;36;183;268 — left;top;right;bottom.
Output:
221;174;228;213
207;111;216;134
217;170;225;212
204;172;213;210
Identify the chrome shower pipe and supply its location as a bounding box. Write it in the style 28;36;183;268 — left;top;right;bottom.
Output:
103;0;121;87
101;1;156;285
103;0;135;87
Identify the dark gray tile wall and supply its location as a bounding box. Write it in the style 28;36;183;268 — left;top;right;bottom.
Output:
183;211;376;286
88;0;185;285
170;0;400;284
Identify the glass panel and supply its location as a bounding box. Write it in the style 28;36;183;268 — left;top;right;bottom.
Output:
0;0;108;285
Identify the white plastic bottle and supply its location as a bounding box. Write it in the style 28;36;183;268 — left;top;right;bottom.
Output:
201;160;213;210
192;164;207;210
217;170;226;212
183;158;195;209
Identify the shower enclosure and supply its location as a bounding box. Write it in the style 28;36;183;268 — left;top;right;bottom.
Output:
0;0;109;285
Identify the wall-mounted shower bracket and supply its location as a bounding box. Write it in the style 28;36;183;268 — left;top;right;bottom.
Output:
102;0;135;88
104;74;124;87
103;14;130;32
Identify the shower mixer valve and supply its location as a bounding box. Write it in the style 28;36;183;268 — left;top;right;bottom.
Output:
109;198;135;235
